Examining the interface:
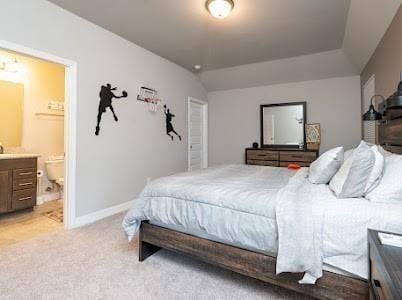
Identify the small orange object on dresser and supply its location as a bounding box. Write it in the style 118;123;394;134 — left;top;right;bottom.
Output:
287;164;301;170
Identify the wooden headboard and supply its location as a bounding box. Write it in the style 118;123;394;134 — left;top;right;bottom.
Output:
378;95;402;154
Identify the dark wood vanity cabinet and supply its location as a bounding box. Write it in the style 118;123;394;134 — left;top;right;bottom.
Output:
245;148;318;167
0;158;37;213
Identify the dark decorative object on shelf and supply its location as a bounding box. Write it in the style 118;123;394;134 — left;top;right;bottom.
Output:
252;142;258;149
95;83;128;136
164;105;181;141
363;95;384;121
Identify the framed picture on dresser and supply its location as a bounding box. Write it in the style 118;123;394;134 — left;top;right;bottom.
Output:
306;123;321;151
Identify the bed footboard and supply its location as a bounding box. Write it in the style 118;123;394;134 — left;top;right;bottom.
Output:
138;221;369;300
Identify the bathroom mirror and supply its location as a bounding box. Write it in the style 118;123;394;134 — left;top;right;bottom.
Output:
260;102;306;149
0;80;24;148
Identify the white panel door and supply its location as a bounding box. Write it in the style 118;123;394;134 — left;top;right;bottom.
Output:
363;76;376;144
188;101;204;171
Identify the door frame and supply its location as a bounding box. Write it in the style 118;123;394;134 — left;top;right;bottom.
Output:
187;97;208;171
0;40;77;229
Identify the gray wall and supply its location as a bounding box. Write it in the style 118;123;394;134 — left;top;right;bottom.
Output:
0;0;207;217
361;6;402;97
208;76;362;165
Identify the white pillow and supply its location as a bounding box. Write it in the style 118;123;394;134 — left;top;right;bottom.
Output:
366;155;402;204
329;141;375;198
308;147;344;184
344;148;355;161
365;145;385;194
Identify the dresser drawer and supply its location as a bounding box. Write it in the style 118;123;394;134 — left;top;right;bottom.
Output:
13;168;36;179
279;151;317;162
279;161;311;167
13;177;37;191
247;150;279;161
247;159;279;167
12;189;36;210
370;259;393;300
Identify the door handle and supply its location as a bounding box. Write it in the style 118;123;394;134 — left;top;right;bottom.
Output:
19;182;33;186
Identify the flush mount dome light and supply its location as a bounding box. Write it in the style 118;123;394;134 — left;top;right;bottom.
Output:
206;0;234;19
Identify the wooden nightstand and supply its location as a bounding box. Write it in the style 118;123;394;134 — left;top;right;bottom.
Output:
368;230;402;300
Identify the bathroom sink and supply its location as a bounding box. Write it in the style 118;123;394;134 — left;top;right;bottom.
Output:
0;153;40;159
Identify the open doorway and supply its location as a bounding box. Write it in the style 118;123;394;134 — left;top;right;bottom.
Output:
0;41;77;248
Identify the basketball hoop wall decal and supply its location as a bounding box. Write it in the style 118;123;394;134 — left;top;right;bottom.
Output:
95;83;128;136
164;105;181;141
137;86;162;112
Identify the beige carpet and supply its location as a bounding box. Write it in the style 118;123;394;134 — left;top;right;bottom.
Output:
0;213;310;300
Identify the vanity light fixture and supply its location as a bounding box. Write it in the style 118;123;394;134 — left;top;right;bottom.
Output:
206;0;234;19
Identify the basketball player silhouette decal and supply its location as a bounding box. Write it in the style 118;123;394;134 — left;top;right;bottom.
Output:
164;105;181;141
95;83;128;136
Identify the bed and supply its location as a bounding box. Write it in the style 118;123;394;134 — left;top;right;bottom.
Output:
123;102;402;300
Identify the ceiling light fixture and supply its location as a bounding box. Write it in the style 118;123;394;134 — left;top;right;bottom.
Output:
206;0;234;19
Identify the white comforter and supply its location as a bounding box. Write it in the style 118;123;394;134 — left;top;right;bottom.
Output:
123;164;402;283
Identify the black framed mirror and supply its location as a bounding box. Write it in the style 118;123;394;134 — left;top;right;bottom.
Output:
260;102;307;149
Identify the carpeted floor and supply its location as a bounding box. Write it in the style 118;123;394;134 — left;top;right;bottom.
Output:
0;213;310;300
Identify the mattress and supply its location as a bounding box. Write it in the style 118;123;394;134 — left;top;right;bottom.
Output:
123;164;294;253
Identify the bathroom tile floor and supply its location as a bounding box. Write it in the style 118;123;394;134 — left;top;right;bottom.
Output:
0;200;63;248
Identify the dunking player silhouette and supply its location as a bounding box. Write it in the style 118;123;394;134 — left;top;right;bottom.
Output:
164;105;181;141
95;84;128;136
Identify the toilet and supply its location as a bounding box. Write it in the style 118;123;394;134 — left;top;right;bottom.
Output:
45;156;65;195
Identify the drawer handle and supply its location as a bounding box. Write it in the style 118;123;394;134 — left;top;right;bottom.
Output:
19;172;33;176
19;182;33;186
18;196;33;201
371;279;382;300
257;154;268;157
373;279;381;288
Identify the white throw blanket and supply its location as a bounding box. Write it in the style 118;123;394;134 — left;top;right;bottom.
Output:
275;169;324;284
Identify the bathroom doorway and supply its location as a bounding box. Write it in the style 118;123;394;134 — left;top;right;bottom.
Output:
0;41;77;248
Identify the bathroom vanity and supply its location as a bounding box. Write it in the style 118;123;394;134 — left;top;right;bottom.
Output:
0;155;38;213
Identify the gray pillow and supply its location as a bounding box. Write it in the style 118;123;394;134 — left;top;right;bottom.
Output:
329;141;375;198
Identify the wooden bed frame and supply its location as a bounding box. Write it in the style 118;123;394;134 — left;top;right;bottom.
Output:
137;99;402;300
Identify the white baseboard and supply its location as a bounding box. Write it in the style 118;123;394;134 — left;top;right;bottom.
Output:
71;200;135;228
36;192;61;205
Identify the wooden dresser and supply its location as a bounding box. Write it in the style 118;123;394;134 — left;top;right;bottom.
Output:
0;157;38;213
245;148;318;167
368;230;402;300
